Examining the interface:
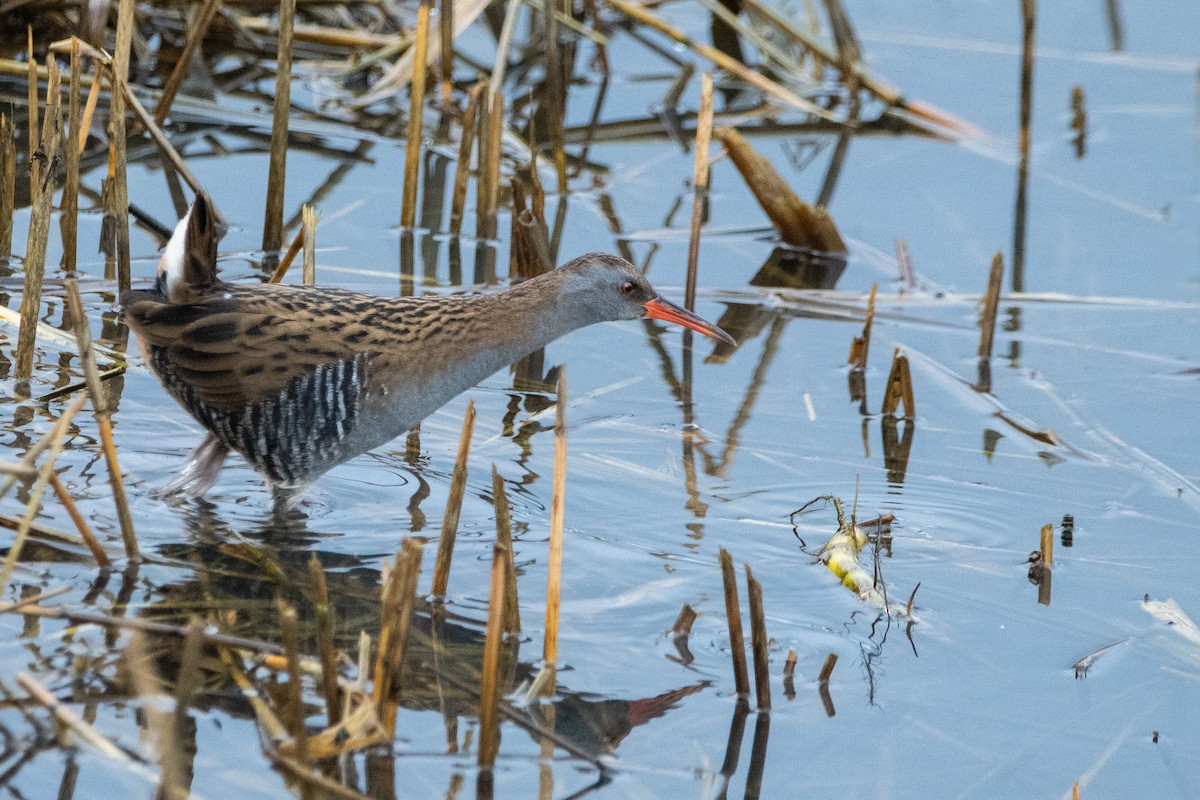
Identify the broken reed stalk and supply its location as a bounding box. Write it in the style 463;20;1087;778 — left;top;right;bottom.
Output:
48;473;109;568
0;394;85;595
481;90;505;241
1040;523;1053;566
262;0;297;253
449;81;485;236
439;0;454;109
717;547;750;698
744;564;770;711
308;555;341;727
491;466;521;634
543;369;568;674
155;0;223;125
79;69;101;156
817;653;838;683
373;538;423;730
110;0;136;292
685;73;714;312
672;604;697;636
25;29;37;178
977;251;1004;359
431;400;476;597
400;0;431;230
847;282;877;370
269;226;305;283
0;114;14;258
880;348;915;419
714;126;845;253
542;0;567;195
477;544;508;769
65;278;138;559
160;619;204;799
61;38;81;272
301;205;317;285
277;599;308;761
15;59;62;380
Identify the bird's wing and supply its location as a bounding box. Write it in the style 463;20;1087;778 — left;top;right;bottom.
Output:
124;284;385;411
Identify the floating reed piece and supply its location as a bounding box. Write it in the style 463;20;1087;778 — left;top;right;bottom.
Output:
301;205;317;285
744;564;770;711
880;348;915;418
308;554;341;727
477;543;508;770
0;114;14;258
718;547;750;698
431;399;475;597
65;278;138;559
543;369;568;674
1040;523;1054;566
400;0;431;230
977;252;1004;360
847;283;877;371
262;0;297;253
15;59;62;380
491;466;521;635
713;126;846;253
685;73;714;311
449;81;485;236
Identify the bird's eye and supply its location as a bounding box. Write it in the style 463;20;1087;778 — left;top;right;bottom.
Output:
620;281;636;296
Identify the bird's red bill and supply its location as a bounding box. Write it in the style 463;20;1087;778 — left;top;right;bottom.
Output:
643;297;736;345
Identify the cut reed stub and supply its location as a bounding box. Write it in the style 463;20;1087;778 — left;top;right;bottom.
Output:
671;603;697;637
817;652;838;683
847;283;878;371
880;348;915;419
782;649;797;701
977;251;1004;361
714;126;847;254
717;547;750;698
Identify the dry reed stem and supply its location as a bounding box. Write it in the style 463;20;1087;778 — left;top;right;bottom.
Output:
262;0;296;253
685;73;713;312
0;114;14;257
269;225;305;283
110;0;136;292
0;585;70;614
783;650;797;677
480;90;504;240
159;619;203;800
401;0;431;230
449;81;485;236
373;538;423;729
718;547;750;697
48;473;109;568
714;126;845;252
301;204;317;284
492;465;521;634
278;599;309;760
439;0;454;108
65;279;138;558
847;282;877;370
895;238;915;290
220;648;289;743
0;394;85;595
606;0;834;120
880;348;914;419
271;753;374;800
16;671;130;761
744;564;770;711
60;38;81;272
1019;0;1036;161
155;0;224;125
309;554;342;727
543;369;568;672
541;0;567;194
477;544;508;769
15;59;61;379
817;653;838;682
25;29;37;177
431;400;475;597
672;603;697;636
79;67;101;155
977;251;1004;359
1040;523;1053;566
1072;780;1080;800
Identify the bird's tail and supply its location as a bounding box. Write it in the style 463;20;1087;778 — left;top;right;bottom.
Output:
158;191;218;303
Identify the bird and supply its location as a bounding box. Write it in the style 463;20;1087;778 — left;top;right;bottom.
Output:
122;193;735;503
